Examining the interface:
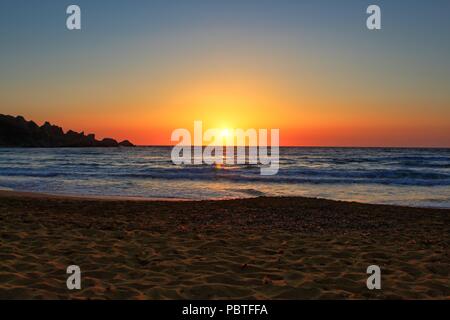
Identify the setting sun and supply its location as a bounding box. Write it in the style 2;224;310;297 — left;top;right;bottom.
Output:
220;128;231;138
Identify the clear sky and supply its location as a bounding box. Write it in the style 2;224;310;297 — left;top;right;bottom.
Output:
1;0;449;146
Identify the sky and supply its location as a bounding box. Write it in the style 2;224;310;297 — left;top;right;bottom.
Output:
0;0;449;146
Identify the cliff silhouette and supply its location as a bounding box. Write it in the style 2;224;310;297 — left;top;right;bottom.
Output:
0;114;134;147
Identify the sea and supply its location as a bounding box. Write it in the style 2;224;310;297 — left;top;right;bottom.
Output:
0;147;449;208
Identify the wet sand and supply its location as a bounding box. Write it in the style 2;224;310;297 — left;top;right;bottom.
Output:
0;190;448;299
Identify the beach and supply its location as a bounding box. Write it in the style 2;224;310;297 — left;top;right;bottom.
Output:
0;190;448;299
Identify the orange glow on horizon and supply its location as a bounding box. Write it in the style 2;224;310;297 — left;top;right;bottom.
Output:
14;71;450;148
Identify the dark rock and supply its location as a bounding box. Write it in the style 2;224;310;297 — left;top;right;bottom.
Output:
118;140;134;147
0;114;135;148
99;138;119;147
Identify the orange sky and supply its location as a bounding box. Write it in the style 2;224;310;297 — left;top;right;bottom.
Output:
3;66;449;146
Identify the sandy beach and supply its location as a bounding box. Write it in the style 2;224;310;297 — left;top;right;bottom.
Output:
0;190;448;300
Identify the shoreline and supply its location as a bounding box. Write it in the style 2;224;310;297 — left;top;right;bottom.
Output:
0;189;194;202
0;189;449;210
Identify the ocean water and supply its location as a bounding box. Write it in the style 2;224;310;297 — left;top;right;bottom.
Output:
0;147;449;208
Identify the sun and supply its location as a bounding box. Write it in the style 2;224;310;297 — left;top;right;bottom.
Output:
220;128;231;138
219;128;234;146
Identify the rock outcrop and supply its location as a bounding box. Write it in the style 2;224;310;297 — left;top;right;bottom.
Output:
0;114;135;147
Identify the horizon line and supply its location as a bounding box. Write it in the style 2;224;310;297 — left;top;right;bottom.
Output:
134;144;450;149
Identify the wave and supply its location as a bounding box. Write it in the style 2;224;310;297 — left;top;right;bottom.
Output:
1;166;448;186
